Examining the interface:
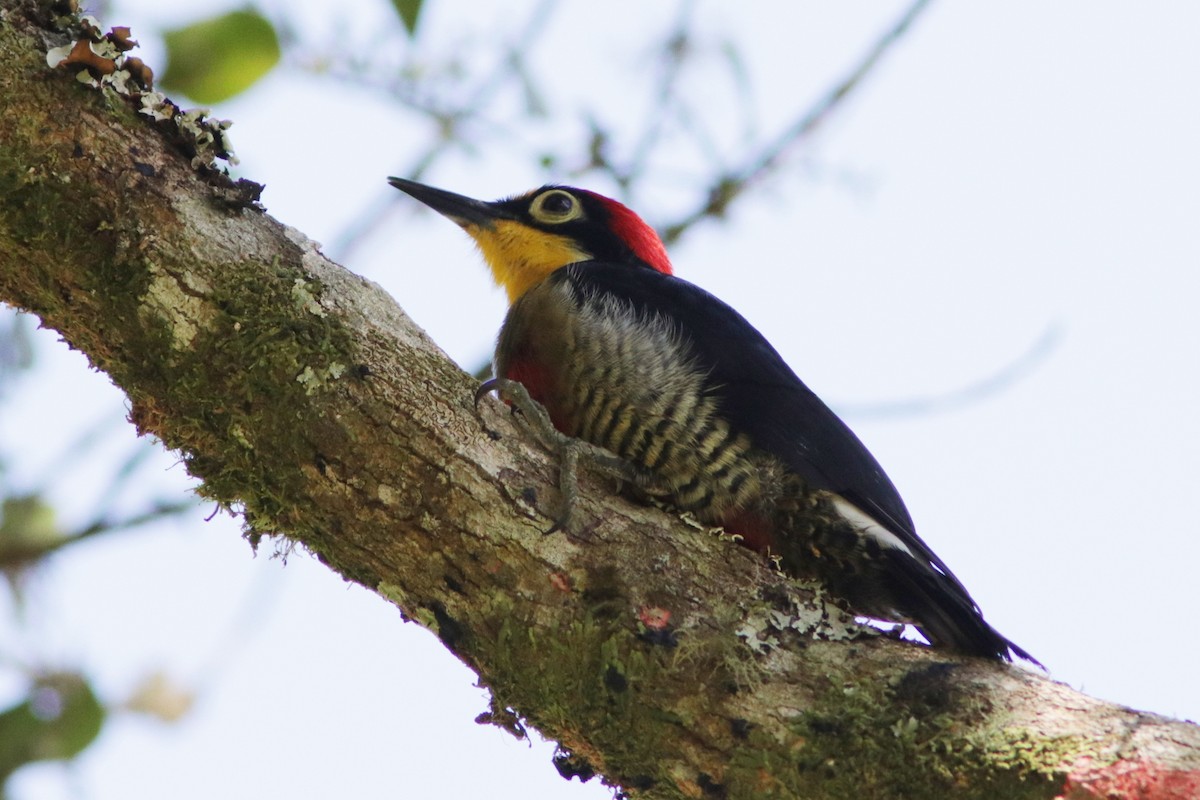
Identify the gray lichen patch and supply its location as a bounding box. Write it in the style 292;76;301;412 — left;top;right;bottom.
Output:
376;483;399;506
139;261;215;349
737;579;869;655
283;226;337;288
291;278;326;318
295;361;346;395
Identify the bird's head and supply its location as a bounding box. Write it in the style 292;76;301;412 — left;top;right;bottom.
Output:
389;178;673;303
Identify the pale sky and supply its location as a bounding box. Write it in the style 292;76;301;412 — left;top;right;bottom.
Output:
3;2;1199;798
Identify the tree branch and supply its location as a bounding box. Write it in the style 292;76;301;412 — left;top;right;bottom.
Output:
1;4;1197;798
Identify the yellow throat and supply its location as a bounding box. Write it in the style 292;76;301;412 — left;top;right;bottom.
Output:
466;219;592;304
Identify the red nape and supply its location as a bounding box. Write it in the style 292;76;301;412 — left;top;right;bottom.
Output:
584;192;673;275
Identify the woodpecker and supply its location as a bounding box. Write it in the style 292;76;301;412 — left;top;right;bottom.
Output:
389;177;1034;663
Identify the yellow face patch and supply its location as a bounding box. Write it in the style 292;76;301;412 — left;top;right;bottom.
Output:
467;219;592;304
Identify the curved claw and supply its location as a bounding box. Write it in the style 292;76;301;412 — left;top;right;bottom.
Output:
474;378;505;440
474;378;501;410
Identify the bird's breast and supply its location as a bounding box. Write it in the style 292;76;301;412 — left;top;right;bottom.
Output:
496;275;766;522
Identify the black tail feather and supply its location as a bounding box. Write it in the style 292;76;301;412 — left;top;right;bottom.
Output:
883;548;1041;667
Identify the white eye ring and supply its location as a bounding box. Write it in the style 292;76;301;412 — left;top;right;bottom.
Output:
529;189;583;224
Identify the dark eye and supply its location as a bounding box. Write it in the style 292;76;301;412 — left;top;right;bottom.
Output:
529;189;583;224
543;193;572;214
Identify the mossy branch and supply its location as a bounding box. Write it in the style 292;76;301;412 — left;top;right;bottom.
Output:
1;2;1198;798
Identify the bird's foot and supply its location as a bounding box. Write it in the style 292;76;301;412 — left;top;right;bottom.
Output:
475;378;666;532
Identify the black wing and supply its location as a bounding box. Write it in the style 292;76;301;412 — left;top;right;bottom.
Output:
556;263;1042;662
560;262;918;540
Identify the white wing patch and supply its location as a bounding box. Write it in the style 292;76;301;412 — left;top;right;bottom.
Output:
830;496;914;557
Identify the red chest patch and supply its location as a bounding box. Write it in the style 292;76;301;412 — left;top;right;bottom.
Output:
719;510;778;556
503;358;569;432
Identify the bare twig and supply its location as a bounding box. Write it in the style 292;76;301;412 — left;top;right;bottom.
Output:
835;322;1063;419
327;0;560;263
575;0;698;190
66;500;198;547
660;0;934;244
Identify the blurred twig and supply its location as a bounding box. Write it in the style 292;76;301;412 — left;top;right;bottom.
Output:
577;0;698;190
660;0;934;244
326;0;560;263
835;323;1063;420
0;498;197;574
317;0;933;263
64;499;198;549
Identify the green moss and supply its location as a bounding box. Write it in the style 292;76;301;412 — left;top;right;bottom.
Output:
721;669;1065;800
156;263;355;529
476;593;744;797
1;53;355;545
0;161;114;311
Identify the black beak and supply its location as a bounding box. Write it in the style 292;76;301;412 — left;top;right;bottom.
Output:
387;177;510;228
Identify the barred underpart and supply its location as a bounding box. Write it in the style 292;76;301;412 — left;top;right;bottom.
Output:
498;279;764;521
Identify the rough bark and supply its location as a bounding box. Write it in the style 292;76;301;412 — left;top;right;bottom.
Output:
1;3;1198;798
